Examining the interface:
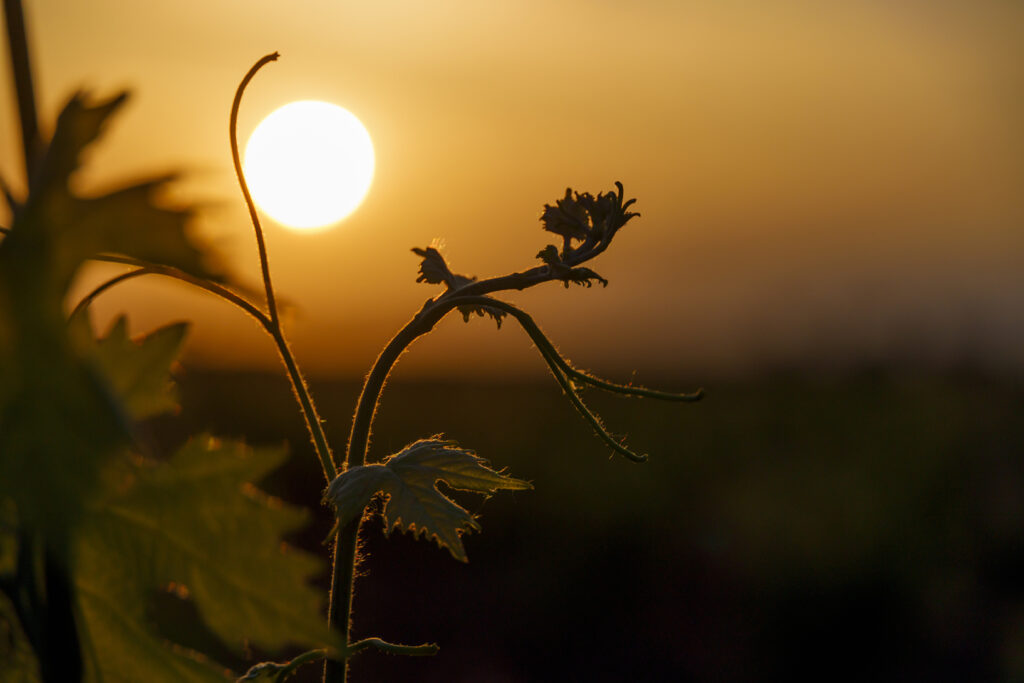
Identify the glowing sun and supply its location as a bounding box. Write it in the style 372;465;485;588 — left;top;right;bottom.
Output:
243;100;375;230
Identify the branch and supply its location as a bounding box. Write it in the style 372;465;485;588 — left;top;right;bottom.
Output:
69;264;272;331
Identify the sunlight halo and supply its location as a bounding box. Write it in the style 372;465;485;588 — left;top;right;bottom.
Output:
243;100;375;231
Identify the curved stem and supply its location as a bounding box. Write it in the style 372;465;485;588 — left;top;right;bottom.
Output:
326;288;695;679
447;296;652;462
325;300;456;682
273;648;328;682
345;638;439;658
230;52;281;328
229;53;336;482
70;265;271;330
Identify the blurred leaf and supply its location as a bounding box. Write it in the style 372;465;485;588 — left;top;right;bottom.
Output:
18;91;218;291
75;437;333;681
0;90;216;553
325;439;531;562
70;312;188;420
0;589;40;683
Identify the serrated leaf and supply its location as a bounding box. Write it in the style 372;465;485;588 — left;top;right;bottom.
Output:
70;312;188;420
19;92;218;289
0;90;218;553
325;439;531;562
74;437;334;681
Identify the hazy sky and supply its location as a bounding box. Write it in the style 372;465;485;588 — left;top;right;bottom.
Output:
2;1;1022;380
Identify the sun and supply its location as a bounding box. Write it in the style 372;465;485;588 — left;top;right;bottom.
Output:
243;100;375;231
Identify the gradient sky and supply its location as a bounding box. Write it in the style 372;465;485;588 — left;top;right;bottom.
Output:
2;1;1022;380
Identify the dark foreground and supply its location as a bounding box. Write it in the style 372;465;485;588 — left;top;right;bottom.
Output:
149;368;1024;682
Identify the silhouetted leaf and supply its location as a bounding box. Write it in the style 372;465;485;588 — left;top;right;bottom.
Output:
457;303;506;328
539;183;639;250
411;246;453;286
534;245;607;288
75;437;334;681
536;244;561;266
412;246;475;290
325;439;531;562
540;188;590;241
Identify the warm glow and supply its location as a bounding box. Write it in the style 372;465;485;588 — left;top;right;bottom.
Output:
243;100;375;230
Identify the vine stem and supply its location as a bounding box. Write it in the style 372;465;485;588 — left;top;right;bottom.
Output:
324;287;702;681
229;53;337;482
3;0;41;184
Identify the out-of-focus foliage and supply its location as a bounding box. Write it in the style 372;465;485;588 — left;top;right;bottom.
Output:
0;91;217;552
68;313;188;421
74;434;331;682
0;92;331;680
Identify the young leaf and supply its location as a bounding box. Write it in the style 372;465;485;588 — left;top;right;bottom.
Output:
535;245;608;288
74;437;335;680
324;439;531;562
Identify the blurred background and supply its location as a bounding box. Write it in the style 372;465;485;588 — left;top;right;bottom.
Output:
3;0;1024;680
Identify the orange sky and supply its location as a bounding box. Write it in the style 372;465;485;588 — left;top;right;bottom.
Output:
2;1;1022;380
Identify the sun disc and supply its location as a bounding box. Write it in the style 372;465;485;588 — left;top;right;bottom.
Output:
243;100;375;230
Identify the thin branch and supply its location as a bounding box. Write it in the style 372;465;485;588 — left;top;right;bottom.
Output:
69;262;272;332
464;298;703;402
345;638;439;658
446;296;659;462
230;52;280;328
229;53;337;483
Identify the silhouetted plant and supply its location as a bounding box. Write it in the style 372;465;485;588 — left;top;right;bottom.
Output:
0;10;702;680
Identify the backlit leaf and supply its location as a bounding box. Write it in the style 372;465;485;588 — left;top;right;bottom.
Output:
75;437;334;681
325;439;531;562
70;312;189;420
0;90;217;553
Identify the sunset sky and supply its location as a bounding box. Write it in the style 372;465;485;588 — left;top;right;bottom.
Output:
2;1;1022;380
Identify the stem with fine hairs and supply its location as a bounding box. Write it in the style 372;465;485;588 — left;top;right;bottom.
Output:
228;53;337;483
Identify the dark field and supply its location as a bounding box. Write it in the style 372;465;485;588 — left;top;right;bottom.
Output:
152;368;1024;682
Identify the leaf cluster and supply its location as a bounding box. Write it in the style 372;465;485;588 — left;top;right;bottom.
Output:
0;90;332;680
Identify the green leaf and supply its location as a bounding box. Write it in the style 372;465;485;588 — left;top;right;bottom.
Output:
17;91;218;291
0;90;217;552
74;437;334;681
325;439;531;562
70;312;189;420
